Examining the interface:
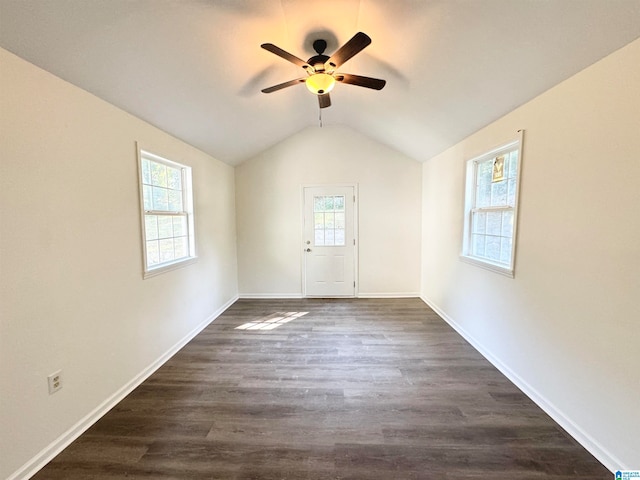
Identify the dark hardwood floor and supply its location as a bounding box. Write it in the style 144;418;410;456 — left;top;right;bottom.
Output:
32;298;610;479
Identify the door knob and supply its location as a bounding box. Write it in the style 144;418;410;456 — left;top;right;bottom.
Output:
306;248;312;252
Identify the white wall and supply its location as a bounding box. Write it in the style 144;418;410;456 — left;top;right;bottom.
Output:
0;48;238;480
235;125;422;297
421;38;640;469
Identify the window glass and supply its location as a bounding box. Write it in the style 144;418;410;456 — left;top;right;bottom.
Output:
462;138;522;276
138;149;195;277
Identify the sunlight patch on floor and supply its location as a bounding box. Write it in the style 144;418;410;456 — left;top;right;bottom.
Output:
235;311;308;331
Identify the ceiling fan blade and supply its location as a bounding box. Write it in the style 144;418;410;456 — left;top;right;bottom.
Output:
261;78;306;93
318;93;331;109
261;43;313;70
335;73;386;90
326;32;371;69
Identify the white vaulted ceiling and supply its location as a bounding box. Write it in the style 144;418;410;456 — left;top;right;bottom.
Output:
1;0;639;165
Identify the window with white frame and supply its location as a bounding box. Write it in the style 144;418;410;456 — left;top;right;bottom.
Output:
461;136;522;276
138;149;196;277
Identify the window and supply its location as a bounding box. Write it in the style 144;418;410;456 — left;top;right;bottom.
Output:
461;136;522;277
137;148;196;277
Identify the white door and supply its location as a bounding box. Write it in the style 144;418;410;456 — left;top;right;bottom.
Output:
303;186;356;297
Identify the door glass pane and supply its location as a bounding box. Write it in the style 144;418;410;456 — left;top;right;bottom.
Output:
324;196;334;211
325;212;335;228
325;229;335;245
313;195;346;246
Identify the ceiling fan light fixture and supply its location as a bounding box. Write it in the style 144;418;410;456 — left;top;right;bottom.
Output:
305;73;335;95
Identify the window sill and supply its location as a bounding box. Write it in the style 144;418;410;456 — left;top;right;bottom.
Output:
459;255;514;278
144;257;198;279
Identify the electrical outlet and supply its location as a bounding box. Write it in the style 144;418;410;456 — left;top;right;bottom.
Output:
48;370;62;394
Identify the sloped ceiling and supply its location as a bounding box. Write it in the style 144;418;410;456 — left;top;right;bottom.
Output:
1;0;639;166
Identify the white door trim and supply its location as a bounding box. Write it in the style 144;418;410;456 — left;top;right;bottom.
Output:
300;183;358;297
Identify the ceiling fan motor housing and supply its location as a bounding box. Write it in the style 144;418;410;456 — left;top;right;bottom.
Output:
308;54;330;72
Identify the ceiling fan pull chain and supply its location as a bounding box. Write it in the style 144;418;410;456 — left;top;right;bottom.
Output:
319;107;323;128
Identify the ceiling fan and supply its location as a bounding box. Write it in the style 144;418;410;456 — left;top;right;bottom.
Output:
260;32;386;109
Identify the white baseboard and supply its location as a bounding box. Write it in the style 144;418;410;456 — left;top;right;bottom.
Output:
9;294;239;480
419;295;622;473
357;292;420;298
239;293;421;299
238;293;304;299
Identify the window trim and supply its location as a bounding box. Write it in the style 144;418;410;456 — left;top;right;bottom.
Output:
136;145;197;278
460;132;524;278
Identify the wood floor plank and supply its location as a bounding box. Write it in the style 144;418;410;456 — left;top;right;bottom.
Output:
31;298;610;479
